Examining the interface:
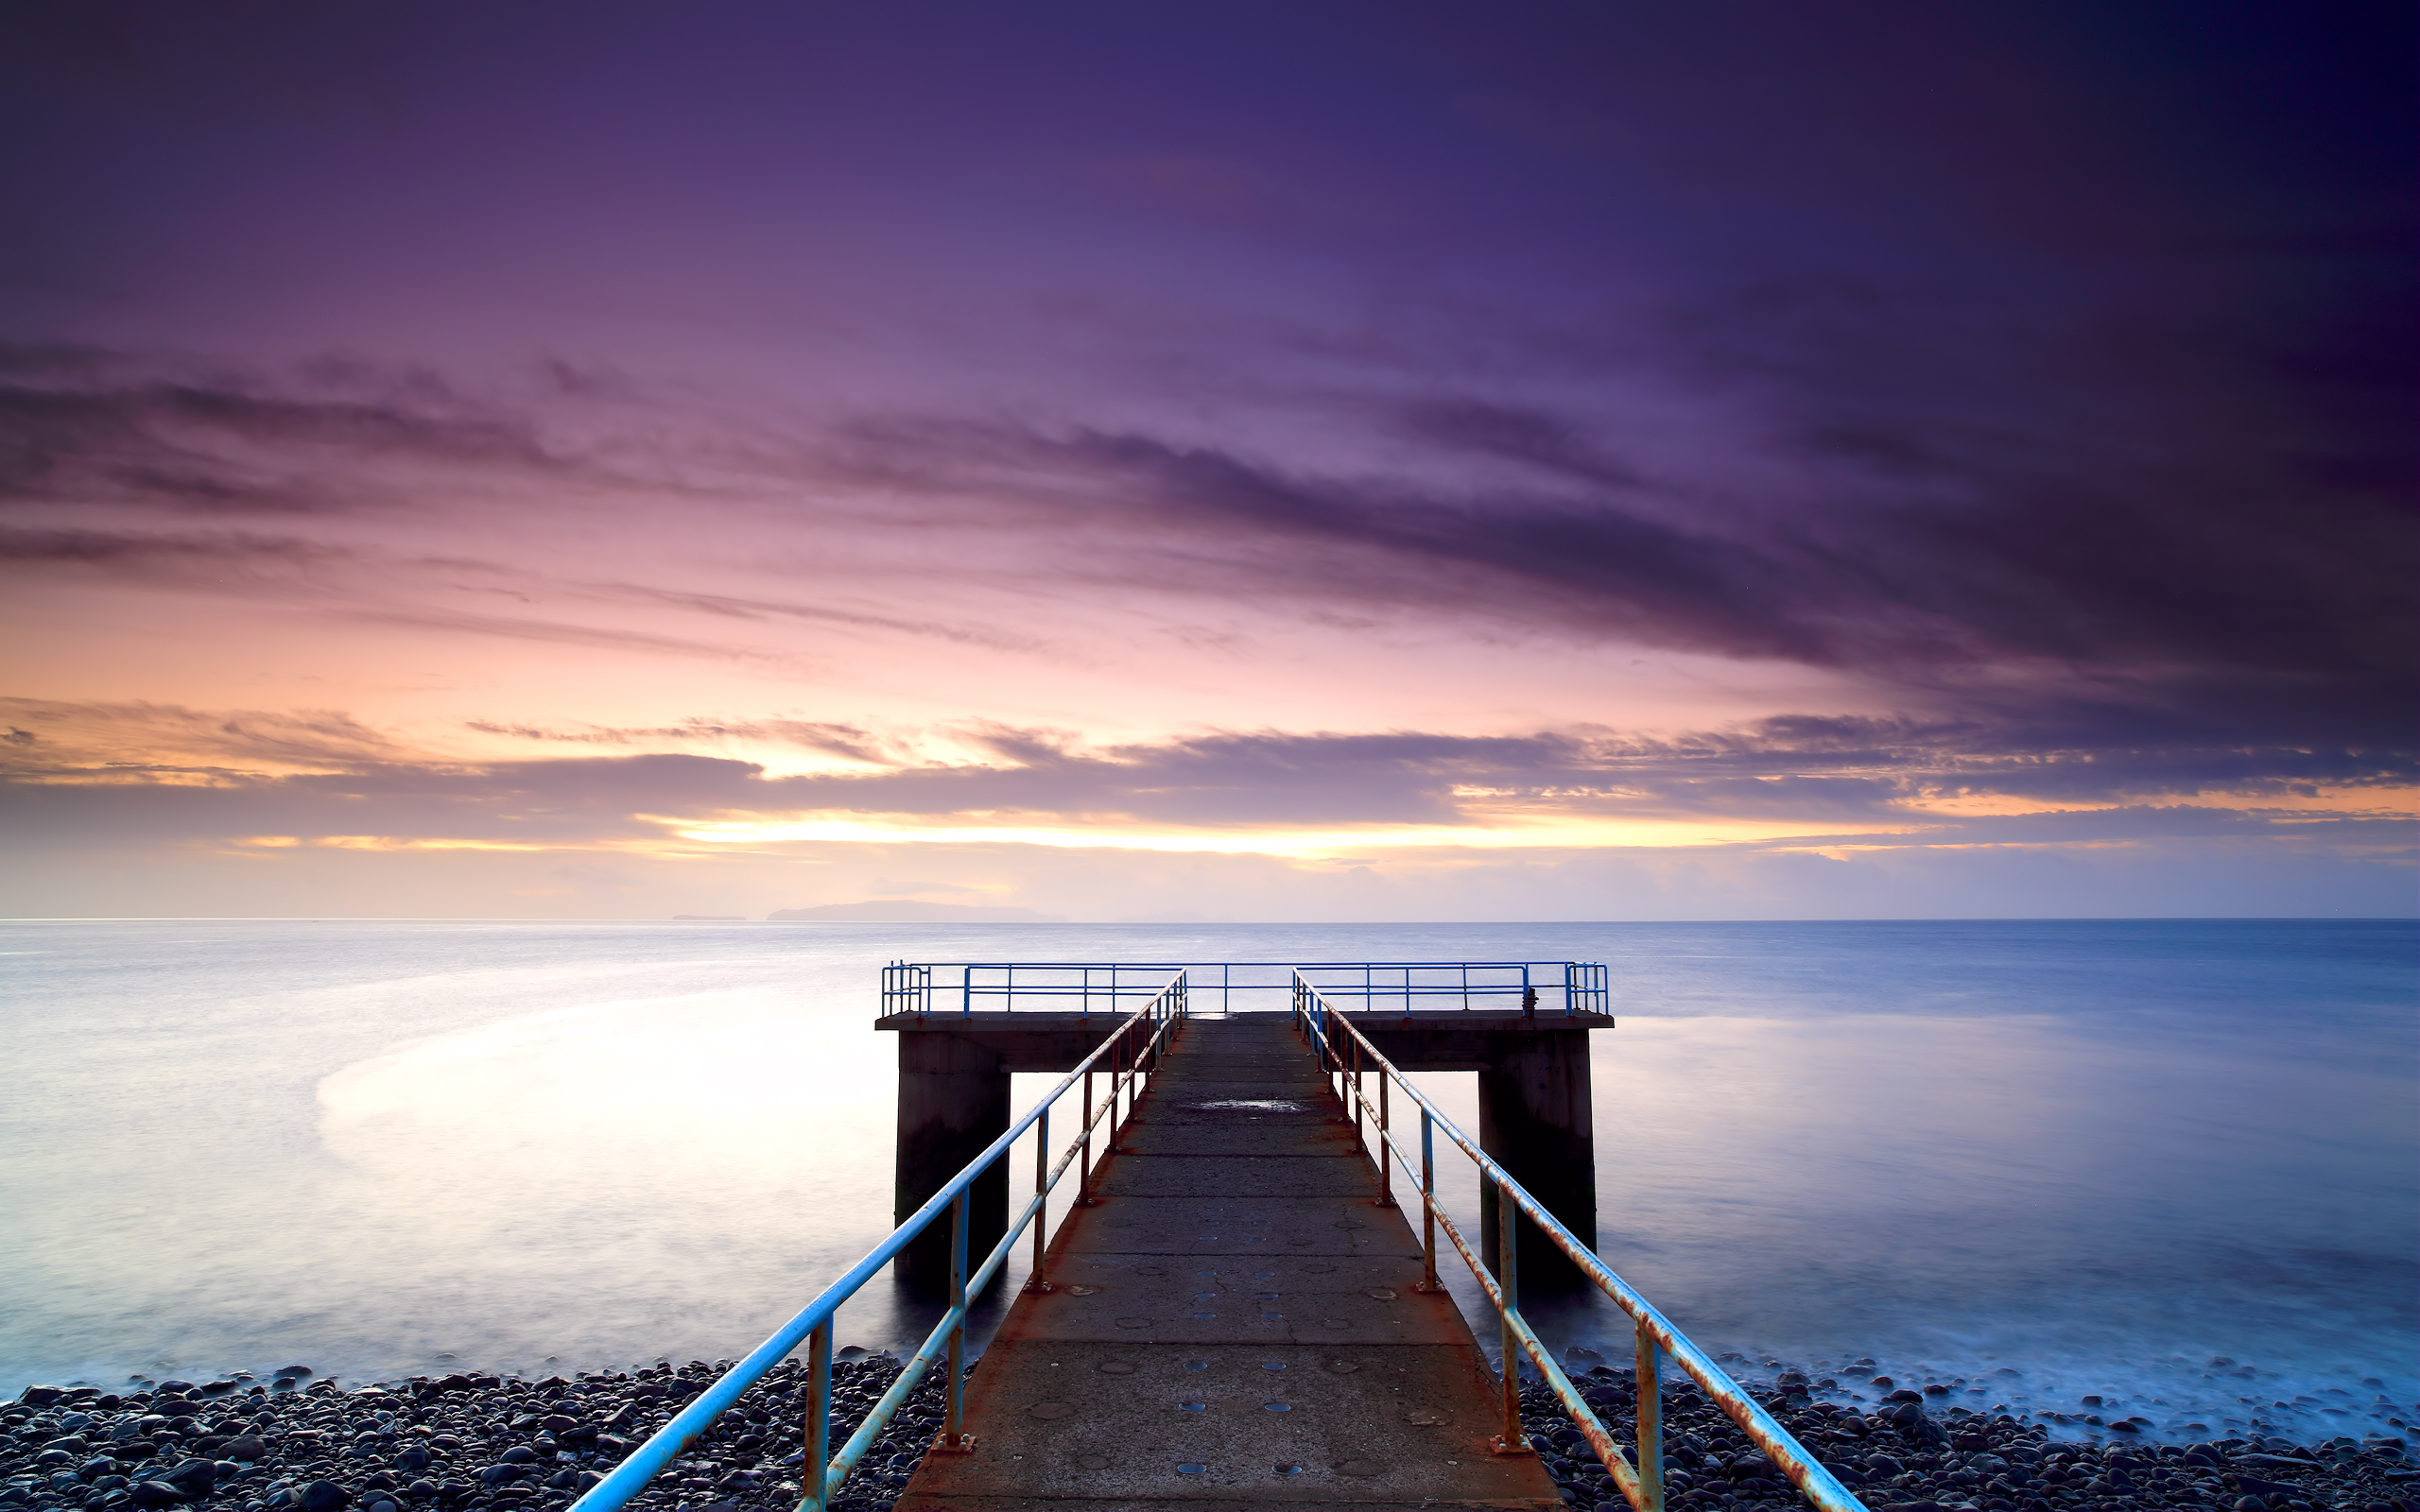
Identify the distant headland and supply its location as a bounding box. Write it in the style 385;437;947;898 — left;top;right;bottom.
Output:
765;900;1067;923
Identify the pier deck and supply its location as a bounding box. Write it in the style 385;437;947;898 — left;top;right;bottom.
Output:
898;1014;1561;1512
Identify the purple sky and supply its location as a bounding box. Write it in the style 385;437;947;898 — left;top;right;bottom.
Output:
2;2;2411;919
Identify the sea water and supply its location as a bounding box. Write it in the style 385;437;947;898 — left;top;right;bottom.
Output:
0;918;2411;1446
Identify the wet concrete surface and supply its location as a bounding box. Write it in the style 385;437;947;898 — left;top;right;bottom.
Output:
897;1014;1560;1511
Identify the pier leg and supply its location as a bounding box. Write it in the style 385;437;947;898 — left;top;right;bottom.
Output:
894;1032;1011;1291
1478;1027;1597;1292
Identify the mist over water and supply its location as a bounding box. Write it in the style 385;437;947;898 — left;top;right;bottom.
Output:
0;919;2411;1447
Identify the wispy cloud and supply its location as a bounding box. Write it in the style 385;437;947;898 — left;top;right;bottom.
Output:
6;700;2406;857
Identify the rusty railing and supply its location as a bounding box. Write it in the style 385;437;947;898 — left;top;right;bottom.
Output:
1292;971;1868;1512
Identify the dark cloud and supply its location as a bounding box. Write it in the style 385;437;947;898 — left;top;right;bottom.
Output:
594;583;1050;656
0;524;354;576
819;401;2414;755
464;717;897;765
0;352;567;513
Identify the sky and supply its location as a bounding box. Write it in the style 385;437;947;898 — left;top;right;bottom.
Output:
1;1;2412;921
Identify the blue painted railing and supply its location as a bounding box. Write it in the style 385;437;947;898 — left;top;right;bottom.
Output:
881;958;1610;1016
1293;972;1869;1512
566;972;1187;1512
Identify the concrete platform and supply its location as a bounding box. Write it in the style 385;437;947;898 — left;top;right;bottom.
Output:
897;1014;1561;1512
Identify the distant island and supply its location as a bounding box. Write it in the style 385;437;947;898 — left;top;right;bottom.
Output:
767;899;1067;922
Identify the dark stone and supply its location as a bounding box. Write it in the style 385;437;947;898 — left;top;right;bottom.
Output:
126;1484;183;1509
495;1451;533;1467
158;1461;216;1495
297;1482;349;1512
2231;1473;2304;1497
20;1390;67;1410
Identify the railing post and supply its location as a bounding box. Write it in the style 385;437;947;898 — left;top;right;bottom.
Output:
1492;1173;1527;1455
1634;1318;1664;1512
1107;1030;1125;1151
801;1318;832;1511
1352;1033;1365;1155
1077;1070;1096;1205
1374;1069;1394;1208
1025;1106;1051;1293
1415;1108;1442;1292
939;1189;973;1451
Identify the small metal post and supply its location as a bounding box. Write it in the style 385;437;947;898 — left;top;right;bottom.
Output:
938;1188;974;1451
1026;1107;1052;1292
1414;1109;1442;1292
1077;1070;1097;1204
802;1318;832;1510
1107;1032;1124;1152
1374;1070;1394;1207
1493;1173;1526;1454
1634;1318;1664;1512
1352;1034;1365;1154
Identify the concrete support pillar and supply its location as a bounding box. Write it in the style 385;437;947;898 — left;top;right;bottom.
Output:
1478;1028;1598;1294
893;1032;1011;1292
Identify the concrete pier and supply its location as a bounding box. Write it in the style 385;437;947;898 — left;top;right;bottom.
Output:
882;1009;1615;1294
896;1014;1564;1511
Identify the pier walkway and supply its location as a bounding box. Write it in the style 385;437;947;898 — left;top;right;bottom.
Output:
898;1013;1562;1510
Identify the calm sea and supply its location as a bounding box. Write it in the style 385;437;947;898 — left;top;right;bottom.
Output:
1;919;2411;1446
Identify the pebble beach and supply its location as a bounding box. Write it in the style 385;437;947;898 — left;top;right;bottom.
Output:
9;1351;2416;1512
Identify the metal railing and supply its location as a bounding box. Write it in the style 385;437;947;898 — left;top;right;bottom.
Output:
569;972;1189;1512
1291;972;1868;1512
881;958;1610;1016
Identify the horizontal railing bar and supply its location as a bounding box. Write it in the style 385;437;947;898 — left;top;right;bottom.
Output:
575;975;1184;1512
913;958;1590;966
1295;977;1864;1512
